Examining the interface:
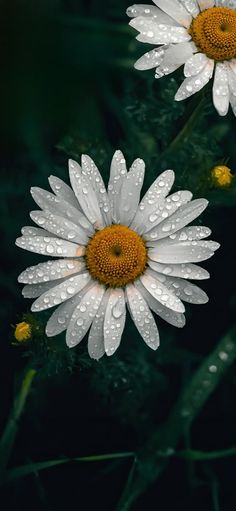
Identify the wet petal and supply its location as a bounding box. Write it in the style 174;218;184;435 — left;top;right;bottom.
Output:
153;0;192;27
66;284;105;348
130;17;191;44
126;284;160;350
147;225;211;245
213;62;230;116
175;59;214;100
148;260;210;279
161;275;209;303
197;0;215;10
21;226;53;237
180;0;199;17
22;279;65;298
134;46;166;71
184;53;209;77
149;240;219;263
30;211;89;245
135;280;186;327
31;273;90;312
46;290;87;337
142;190;192;236
127;4;179;24
81;154;112;225
104;289;126;356
118;158;145;226
16;235;85;258
48;175;79;209
140;271;185;312
88;292;110;360
69;159;104;228
18;259;86;284
108;150;128;223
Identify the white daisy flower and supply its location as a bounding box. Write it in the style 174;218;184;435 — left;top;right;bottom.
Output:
16;152;219;359
127;0;236;116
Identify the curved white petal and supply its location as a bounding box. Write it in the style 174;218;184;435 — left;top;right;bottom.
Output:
229;59;236;76
22;279;65;298
48;176;79;209
16;235;85;258
134;46;166;71
184;53;209;77
197;0;215;10
126;284;160;350
127;4;179;24
108;150;128;223
21;226;53;238
175;59;214;101
149;240;219;264
31;273;90;312
163;42;196;69
213;63;230;116
216;0;236;7
104;289;126;356
88;292;110;360
145;198;208;241
131;169;175;232
118;158;145;226
140;272;185;312
30;186;93;233
147;225;211;246
81;154;112;225
30;211;89;245
46;289;88;337
161;275;209;303
135;280;186;327
148;260;210;279
130;17;191;44
180;0;199;17
142;190;192;236
153;0;192;27
66;284;105;348
18;259;86;284
227;65;236;116
69;160;104;228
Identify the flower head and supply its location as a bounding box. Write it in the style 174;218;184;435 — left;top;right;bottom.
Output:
127;0;236;116
16;151;219;359
211;164;233;186
14;321;32;342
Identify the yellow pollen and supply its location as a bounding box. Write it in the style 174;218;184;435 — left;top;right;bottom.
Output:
211;165;233;187
14;321;32;342
85;224;148;287
189;7;236;61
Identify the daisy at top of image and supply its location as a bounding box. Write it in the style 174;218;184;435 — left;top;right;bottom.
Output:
127;0;236;116
16;151;219;359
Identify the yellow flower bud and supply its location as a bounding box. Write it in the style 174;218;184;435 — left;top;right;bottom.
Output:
14;321;32;342
211;165;233;188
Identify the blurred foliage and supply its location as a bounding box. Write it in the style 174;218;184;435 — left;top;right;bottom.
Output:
0;0;236;510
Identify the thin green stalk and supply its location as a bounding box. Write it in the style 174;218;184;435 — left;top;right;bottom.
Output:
0;369;36;481
178;446;236;461
115;327;236;511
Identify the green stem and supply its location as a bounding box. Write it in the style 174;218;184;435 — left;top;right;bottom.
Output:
115;327;236;511
0;369;36;481
178;446;236;461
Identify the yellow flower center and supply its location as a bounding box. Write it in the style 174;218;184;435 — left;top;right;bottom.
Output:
85;224;148;287
189;6;236;61
14;321;32;342
211;165;233;187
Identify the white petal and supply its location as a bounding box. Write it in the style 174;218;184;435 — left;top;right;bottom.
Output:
130;17;191;44
197;0;215;10
229;59;236;76
23;279;65;298
213;63;230;116
175;59;214;100
108;150;128;223
149;240;219;264
46;290;87;337
148;260;209;279
66;284;105;348
104;289;126;356
153;0;192;27
30;187;93;233
155;41;196;78
134;46;166;70
48;176;79;209
21;226;53;237
140;272;185;312
142;190;192;236
131;169;175;232
147;225;211;245
135;280;186;327
118;158;145;226
127;4;179;24
31;273;91;312
216;0;236;7
18;259;86;284
81;154;112;225
145;198;208;241
180;0;199;17
88;292;110;360
126;284;160;350
161;275;209;303
227;66;236;116
68;160;104;228
16;235;85;258
30;211;88;245
230;92;236;116
184;53;209;77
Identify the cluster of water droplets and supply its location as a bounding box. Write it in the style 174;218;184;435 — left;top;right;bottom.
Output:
126;284;159;349
18;259;85;285
31;273;90;312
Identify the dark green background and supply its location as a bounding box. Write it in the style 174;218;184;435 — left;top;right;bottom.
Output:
0;1;236;509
